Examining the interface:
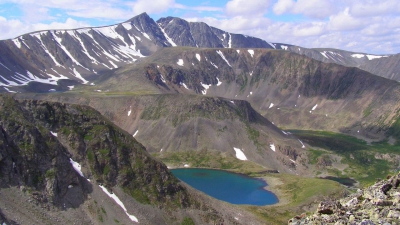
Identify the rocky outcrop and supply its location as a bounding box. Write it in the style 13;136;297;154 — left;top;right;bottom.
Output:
278;45;400;82
289;173;400;224
316;155;333;168
0;96;91;208
157;17;274;49
0;95;194;207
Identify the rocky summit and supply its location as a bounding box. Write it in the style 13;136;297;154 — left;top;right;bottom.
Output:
289;173;400;225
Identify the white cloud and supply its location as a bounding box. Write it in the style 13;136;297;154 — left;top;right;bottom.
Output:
0;17;89;40
273;0;337;18
328;8;364;31
225;0;271;16
291;0;337;19
21;4;54;23
1;0;400;55
186;16;271;34
293;22;325;37
4;0;84;10
349;0;400;17
32;18;90;31
67;6;131;20
129;0;176;15
0;16;26;39
273;0;294;15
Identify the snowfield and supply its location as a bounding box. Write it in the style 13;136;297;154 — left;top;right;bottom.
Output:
99;185;139;223
270;143;276;152
177;59;184;66
69;158;84;177
233;147;247;160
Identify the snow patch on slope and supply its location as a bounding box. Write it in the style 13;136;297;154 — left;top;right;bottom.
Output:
248;49;254;58
0;62;11;71
366;55;388;60
121;23;132;30
180;82;189;89
270;143;276;152
351;54;365;58
1;70;69;87
158;24;177;47
269;103;274;109
99;185;139;223
196;53;201;61
109;60;118;69
312;104;318;111
228;33;232;48
3;87;16;93
177;59;184;66
128;106;132;116
216;50;232;67
33;34;63;67
298;139;305;148
216;78;222;86
72;68;89;84
200;82;211;95
133;130;139;137
233;147;247;160
160;74;166;83
210;61;218;68
12;38;22;48
320;51;329;59
67;30;99;65
69;158;84;177
52;31;84;67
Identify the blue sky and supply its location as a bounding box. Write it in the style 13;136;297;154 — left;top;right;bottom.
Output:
0;0;399;54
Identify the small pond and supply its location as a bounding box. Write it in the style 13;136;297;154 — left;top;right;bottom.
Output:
171;168;278;206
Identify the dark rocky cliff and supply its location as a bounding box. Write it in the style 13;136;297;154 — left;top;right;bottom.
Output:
0;95;190;207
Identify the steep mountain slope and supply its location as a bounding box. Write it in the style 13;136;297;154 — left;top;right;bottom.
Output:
0;13;168;92
16;93;310;175
89;47;400;141
157;17;275;49
0;95;261;224
274;44;400;81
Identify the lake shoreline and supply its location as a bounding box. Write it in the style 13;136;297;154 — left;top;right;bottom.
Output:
260;175;289;206
170;166;288;206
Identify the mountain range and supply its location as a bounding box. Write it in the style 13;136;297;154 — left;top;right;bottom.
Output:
1;12;400;93
1;12;400;225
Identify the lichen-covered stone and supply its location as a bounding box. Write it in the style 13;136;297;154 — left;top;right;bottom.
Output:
289;172;400;225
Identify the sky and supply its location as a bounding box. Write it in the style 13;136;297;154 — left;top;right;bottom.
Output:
0;0;399;55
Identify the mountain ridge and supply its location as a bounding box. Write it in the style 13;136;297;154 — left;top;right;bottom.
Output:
1;12;398;93
85;46;400;141
14;93;310;175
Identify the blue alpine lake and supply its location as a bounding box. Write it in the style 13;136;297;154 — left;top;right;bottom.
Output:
171;168;278;206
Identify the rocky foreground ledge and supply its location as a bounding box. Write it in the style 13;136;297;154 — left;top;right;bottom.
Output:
289;173;400;225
